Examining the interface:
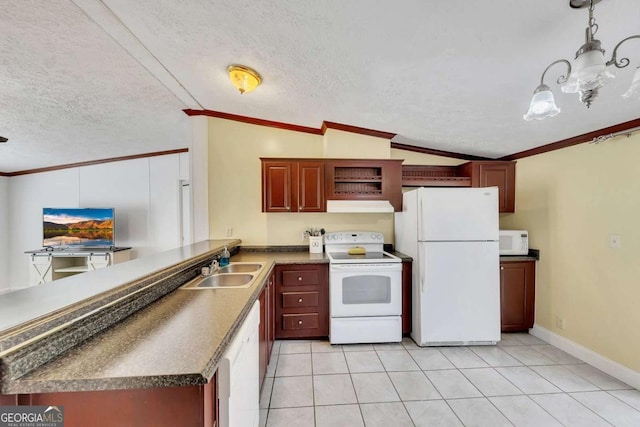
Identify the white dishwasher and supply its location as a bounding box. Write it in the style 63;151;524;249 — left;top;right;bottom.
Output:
218;300;260;427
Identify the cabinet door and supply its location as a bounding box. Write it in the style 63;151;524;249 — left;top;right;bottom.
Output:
478;163;515;213
401;260;412;334
500;261;535;332
29;255;53;285
259;286;268;388
297;161;325;212
24;384;211;427
268;273;276;358
457;161;516;213
262;161;294;212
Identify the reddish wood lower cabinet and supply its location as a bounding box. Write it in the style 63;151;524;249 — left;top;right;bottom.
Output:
259;284;268;387
267;272;275;360
259;271;276;389
19;376;217;427
500;261;536;332
402;260;413;334
0;394;18;405
275;263;329;339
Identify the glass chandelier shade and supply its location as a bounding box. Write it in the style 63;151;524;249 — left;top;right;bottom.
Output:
523;0;639;120
622;67;640;99
523;84;561;121
561;49;615;93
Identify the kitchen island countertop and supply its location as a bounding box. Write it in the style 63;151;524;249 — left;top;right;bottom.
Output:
1;248;335;394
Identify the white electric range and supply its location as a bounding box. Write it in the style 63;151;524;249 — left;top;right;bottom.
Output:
325;231;402;344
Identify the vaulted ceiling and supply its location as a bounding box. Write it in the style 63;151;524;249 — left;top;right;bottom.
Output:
2;0;639;173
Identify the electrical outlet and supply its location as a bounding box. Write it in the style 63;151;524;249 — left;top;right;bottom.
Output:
609;234;621;248
225;227;232;237
556;316;565;330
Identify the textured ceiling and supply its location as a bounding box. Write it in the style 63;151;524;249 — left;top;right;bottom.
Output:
1;0;640;173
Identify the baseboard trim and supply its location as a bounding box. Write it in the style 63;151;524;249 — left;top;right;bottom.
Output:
530;324;640;390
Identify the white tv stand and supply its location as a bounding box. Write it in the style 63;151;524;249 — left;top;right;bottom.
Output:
26;247;132;285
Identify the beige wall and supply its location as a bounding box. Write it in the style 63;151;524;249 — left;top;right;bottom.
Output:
391;148;465;166
324;129;390;159
208;119;395;245
500;134;640;372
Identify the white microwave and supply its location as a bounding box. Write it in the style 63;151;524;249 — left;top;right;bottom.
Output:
499;230;529;255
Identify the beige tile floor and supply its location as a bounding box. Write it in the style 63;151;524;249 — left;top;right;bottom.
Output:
259;333;640;427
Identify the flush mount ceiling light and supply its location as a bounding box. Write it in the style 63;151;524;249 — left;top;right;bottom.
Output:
523;0;640;120
227;65;261;94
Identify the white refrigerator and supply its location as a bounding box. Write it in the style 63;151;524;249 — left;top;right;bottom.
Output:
395;187;500;346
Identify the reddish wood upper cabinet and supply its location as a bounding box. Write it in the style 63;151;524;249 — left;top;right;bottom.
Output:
325;159;403;211
262;158;404;212
457;161;516;213
261;159;324;212
274;263;329;339
500;260;536;332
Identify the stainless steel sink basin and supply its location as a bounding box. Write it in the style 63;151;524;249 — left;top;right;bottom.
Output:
218;263;263;274
181;261;266;290
194;273;254;288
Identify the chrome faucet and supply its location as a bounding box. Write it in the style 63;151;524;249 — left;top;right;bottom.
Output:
201;258;220;277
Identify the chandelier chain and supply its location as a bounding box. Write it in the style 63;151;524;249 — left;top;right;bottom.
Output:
588;0;598;37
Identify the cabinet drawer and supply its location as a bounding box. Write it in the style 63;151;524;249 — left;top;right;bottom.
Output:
282;313;319;331
282;270;319;286
282;292;319;308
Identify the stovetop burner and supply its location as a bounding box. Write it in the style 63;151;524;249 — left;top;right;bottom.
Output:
324;231;400;264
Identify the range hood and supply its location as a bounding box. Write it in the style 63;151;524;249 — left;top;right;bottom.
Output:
326;200;394;213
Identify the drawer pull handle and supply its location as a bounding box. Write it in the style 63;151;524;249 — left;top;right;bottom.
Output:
298;298;303;303
500;266;504;270
298;320;303;325
298;276;302;281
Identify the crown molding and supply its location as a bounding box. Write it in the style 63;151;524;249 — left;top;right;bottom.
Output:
501;117;640;160
390;142;492;161
321;121;396;139
1;149;188;177
183;109;398;140
183;109;323;135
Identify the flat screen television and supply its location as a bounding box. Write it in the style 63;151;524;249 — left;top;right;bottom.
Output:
43;208;115;248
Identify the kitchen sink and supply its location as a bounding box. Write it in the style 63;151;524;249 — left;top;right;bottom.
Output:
181;261;266;290
218;263;263;274
194;273;254;288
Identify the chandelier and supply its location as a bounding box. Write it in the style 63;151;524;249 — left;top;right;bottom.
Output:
523;0;640;120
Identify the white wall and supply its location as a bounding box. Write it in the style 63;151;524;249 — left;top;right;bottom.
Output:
0;176;9;291
5;153;188;291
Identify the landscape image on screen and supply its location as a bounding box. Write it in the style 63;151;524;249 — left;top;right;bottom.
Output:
43;208;114;247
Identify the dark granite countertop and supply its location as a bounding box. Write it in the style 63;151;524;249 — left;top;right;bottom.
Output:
500;249;540;262
2;248;334;394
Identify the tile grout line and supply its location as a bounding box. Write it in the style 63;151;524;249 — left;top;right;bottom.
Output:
374;345;418;426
